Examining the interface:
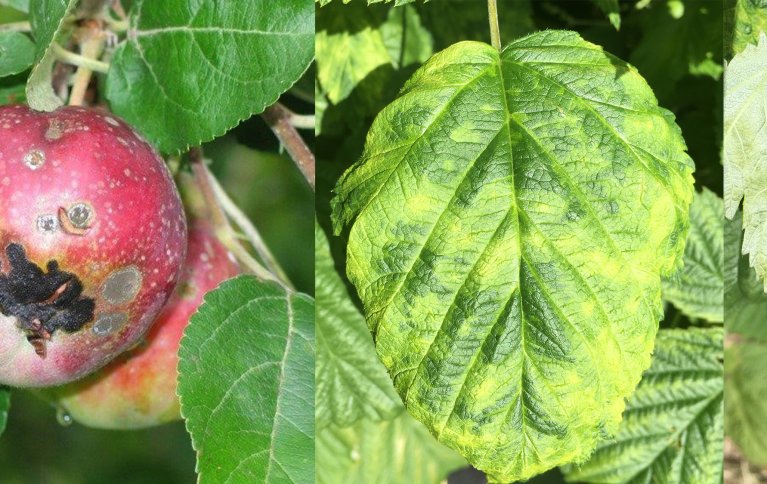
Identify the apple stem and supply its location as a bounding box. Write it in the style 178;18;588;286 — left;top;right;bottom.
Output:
262;103;316;191
189;149;292;289
67;29;106;106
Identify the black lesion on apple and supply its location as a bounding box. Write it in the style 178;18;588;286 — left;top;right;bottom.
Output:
0;243;95;356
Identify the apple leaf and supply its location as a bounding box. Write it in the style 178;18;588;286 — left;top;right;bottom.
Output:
317;412;465;484
178;276;314;483
0;0;28;12
26;0;76;111
316;222;402;429
106;0;314;153
662;188;723;323
332;31;694;481
563;327;723;483
0;32;34;77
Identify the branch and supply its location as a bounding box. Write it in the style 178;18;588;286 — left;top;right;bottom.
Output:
261;103;315;191
188;148;290;288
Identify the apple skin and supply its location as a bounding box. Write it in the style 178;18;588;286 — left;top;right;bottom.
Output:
0;104;187;387
50;219;240;429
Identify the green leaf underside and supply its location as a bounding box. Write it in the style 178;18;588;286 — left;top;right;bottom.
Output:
317;0;423;6
564;328;723;483
0;387;9;436
0;32;34;78
725;34;767;292
662;189;723;323
332;31;694;481
315;221;402;429
317;412;465;484
26;0;76;111
178;277;314;484
725;212;767;339
726;339;767;467
106;0;314;153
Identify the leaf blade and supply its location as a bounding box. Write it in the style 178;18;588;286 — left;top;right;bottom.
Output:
332;31;694;481
662;188;724;323
106;0;314;153
563;327;723;483
178;277;314;484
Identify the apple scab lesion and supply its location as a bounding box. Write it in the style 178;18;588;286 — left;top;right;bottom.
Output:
0;243;95;357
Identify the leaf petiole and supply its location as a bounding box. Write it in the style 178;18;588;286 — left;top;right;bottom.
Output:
51;43;110;74
487;0;501;51
0;21;31;32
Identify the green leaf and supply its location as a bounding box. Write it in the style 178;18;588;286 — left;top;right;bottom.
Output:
724;33;767;290
0;387;8;436
317;412;465;484
729;0;767;56
316;3;432;105
26;0;76;111
593;0;621;29
178;277;314;483
662;189;723;323
106;0;314;153
0;0;28;13
316;222;402;429
0;80;25;105
563;327;723;483
0;32;34;77
725;211;767;339
332;31;694;482
726;338;767;467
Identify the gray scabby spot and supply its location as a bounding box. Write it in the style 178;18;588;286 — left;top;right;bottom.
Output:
101;266;143;305
37;214;59;233
23;150;45;170
92;312;128;335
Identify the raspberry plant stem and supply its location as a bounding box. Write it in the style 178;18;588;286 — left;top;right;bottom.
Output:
488;0;501;51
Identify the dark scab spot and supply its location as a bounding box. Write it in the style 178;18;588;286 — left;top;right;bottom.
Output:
67;203;93;229
37;214;59;233
102;266;142;305
0;244;95;355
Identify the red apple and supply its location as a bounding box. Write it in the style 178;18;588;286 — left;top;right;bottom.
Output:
0;105;187;387
51;218;239;429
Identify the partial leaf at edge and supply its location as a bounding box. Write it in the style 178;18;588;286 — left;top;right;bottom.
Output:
178;277;314;484
26;0;76;111
662;188;724;323
0;0;28;12
332;31;694;482
593;0;621;30
724;33;767;290
726;338;767;467
0;32;34;78
315;221;402;429
0;387;8;436
106;0;314;153
725;212;767;340
317;412;465;484
563;327;723;483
